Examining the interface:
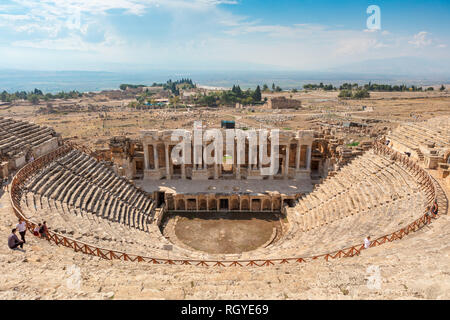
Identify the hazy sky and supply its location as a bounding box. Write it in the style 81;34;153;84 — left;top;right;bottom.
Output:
0;0;448;72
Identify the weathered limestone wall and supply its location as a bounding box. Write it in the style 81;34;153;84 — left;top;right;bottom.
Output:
268;97;302;109
32;137;60;158
11;154;26;170
164;192;291;213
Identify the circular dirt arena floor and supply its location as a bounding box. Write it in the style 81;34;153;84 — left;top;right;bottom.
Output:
173;212;282;254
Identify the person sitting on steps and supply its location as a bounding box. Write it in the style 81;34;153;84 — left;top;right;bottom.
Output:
8;228;24;250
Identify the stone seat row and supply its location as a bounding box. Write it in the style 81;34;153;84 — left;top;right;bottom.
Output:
403;123;450;148
0;117;57;157
262;193;425;259
22;150;155;232
21;192;211;260
296;152;419;215
390;124;449;151
264;150;429;258
27;150;151;209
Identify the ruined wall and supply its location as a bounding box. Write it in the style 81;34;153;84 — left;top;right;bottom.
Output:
268;97;302;109
32;137;60;158
109;136;142;179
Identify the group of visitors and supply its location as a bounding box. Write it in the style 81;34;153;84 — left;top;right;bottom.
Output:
7;218;49;251
33;221;49;239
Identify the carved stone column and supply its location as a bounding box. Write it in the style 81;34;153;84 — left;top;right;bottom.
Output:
143;144;150;170
306;145;312;171
153;144;159;170
296;142;301;170
284;144;290;179
165;143;171;179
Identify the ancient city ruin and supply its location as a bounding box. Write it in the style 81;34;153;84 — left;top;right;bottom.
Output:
0;111;447;265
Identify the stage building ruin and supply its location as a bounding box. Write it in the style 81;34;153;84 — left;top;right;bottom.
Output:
140;129;315;181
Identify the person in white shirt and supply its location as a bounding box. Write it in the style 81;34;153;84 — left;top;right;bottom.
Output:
364;236;371;249
16;219;27;244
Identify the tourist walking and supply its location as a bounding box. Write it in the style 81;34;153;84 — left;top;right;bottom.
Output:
8;228;24;250
364;236;371;249
33;224;40;237
431;200;439;216
426;205;432;218
39;221;49;239
39;222;47;239
16;219;27;244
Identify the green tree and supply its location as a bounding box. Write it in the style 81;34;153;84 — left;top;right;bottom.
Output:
440;85;446;91
338;90;352;98
232;85;243;98
262;84;269;92
29;94;40;105
252;85;262;102
352;89;370;99
200;94;217;107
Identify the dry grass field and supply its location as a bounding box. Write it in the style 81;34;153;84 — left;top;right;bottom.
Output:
1;90;449;150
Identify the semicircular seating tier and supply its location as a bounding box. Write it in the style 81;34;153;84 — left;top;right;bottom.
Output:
387;116;450;164
17;146;432;261
262;150;429;259
0;117;59;161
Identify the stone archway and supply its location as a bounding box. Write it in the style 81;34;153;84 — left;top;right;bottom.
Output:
241;199;249;211
199;198;207;210
208;198;217;211
230;197;239;210
262;199;271;211
176;199;185;210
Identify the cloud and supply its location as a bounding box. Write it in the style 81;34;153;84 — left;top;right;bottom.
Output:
335;38;386;55
408;31;433;48
1;0;238;49
0;1;448;71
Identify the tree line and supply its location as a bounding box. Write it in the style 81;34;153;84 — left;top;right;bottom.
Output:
340;82;436;92
262;83;282;92
303;83;336;90
120;79;196;96
1;89;83;104
196;85;263;107
302;82;445;92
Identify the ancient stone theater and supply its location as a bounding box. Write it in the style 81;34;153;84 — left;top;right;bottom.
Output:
3;115;449;265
